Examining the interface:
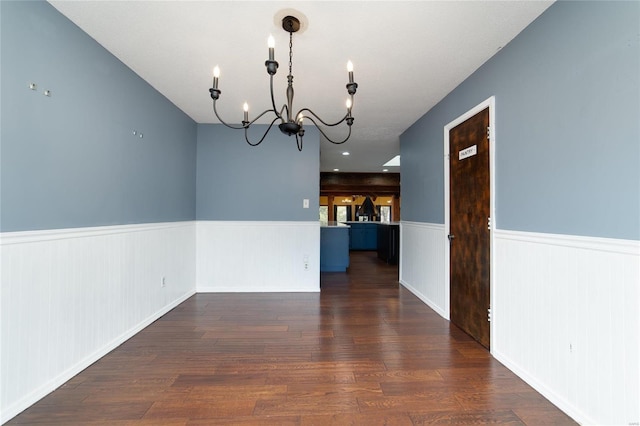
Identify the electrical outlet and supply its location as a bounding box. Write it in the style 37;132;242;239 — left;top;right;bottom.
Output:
303;255;309;271
161;276;166;288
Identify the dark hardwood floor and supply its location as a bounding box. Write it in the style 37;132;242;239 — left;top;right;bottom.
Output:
8;251;575;425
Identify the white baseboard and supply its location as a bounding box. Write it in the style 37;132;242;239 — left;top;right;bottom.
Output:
399;279;448;319
492;347;596;425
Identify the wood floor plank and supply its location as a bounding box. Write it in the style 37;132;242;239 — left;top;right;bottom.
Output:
357;394;463;412
265;369;356;385
299;412;414;426
7;251;576;425
143;398;255;419
253;395;360;416
187;416;300;425
186;385;288;400
9;420;189;426
381;380;472;397
409;409;525;425
355;369;444;383
513;406;579;425
8;402;153;424
286;382;383;398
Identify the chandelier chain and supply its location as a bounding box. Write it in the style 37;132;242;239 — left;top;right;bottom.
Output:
288;32;293;76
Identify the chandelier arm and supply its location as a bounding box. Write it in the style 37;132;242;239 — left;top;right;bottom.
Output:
297;108;350;127
244;117;281;146
281;104;291;123
246;108;279;127
213;100;245;130
214;98;278;129
295;134;303;152
303;115;352;145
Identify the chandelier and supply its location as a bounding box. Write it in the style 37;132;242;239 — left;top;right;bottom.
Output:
209;15;358;151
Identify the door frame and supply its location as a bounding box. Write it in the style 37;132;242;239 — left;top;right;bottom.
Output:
443;96;496;351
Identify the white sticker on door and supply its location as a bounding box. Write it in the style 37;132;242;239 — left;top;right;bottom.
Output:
459;145;477;160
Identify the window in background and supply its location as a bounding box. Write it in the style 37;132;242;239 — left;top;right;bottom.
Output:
319;206;328;224
380;205;391;223
336;205;348;223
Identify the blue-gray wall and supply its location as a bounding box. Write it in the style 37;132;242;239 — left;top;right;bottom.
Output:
1;1;197;232
400;1;639;240
197;124;319;221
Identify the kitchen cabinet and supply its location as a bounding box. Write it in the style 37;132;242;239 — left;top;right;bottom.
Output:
320;223;350;272
377;223;400;264
345;222;378;250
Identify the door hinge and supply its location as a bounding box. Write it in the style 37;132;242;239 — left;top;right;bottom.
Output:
487;217;491;230
488;307;492;322
487;126;491;140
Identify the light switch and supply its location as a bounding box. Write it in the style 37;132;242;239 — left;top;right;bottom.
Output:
303;199;309;208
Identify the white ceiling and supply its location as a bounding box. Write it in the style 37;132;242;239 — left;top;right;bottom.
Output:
48;0;553;172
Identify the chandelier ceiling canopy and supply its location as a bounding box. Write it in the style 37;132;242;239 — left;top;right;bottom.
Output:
209;15;358;151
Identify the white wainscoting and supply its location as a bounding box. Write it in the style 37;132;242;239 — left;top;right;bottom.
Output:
0;222;196;424
399;221;448;318
493;229;639;426
196;221;320;292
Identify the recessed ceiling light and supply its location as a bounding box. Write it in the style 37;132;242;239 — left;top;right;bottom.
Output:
333;168;339;171
382;169;389;172
342;152;350;156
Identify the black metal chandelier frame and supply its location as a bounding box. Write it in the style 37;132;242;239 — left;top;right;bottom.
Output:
209;15;358;151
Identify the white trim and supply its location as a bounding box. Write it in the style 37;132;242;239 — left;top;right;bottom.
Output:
400;220;446;231
195;220;320;227
0;221;196;245
197;286;318;293
495;228;640;255
444;96;496;350
400;279;448;318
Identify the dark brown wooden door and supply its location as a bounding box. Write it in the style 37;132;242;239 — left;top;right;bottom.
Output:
449;107;490;349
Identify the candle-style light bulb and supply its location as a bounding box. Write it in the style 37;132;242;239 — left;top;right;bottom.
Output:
212;66;220;89
268;35;275;61
347;60;354;84
243;102;249;122
346;99;352;110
